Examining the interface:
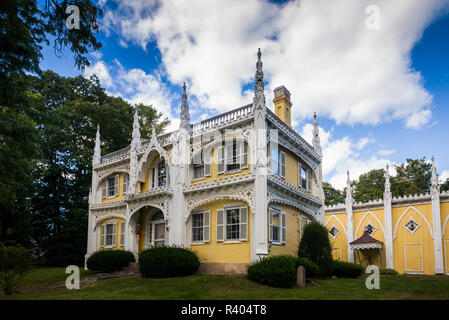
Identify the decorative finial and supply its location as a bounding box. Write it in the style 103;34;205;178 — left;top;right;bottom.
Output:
93;124;101;165
151;119;157;139
254;48;264;92
312;112;322;157
431;156;438;187
180;82;190;131
132;108;141;151
385;163;391;194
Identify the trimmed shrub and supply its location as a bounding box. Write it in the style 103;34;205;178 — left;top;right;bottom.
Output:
247;255;297;288
139;246;200;278
0;243;32;295
87;250;135;273
332;260;364;278
380;268;399;275
298;222;334;276
296;257;319;277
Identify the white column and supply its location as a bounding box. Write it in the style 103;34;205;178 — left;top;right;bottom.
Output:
431;158;444;274
346;171;354;263
384;165;394;269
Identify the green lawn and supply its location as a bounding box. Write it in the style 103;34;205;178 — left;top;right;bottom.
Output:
1;268;449;300
14;267;96;289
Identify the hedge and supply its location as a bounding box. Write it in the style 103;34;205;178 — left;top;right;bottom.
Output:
380;268;399;275
247;255;297;288
296;257;319;277
139;246;200;278
332;260;364;278
86;250;135;273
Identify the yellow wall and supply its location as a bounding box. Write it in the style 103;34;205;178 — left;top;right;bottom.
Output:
325;213;348;262
392;204;434;274
187;199;251;264
442;202;449;274
282;146;313;196
99;217;125;250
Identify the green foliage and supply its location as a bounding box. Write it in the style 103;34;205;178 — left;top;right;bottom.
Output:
332;260;364;278
0;243;32;295
391;158;432;197
86;250;135;273
247;255;297;288
139;246;200;278
323;182;345;206
353;169;385;203
380;268;399;275
296;257;319;277
441;178;449;192
298;222;334;277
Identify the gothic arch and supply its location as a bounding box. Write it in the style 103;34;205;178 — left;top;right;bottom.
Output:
187;194;252;220
441;214;449;238
326;215;347;236
127;203;168;223
94;213;126;230
97;169;129;188
393;206;434;240
267;197;317;221
136;134;171;184
354;211;385;238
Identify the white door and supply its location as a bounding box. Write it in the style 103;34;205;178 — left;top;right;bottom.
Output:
153;221;165;247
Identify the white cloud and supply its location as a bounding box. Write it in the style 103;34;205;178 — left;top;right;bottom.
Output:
84;61;112;87
379;149;395;156
405;109;432;129
440;170;449;183
84;60;180;132
102;0;447;129
301;122;392;189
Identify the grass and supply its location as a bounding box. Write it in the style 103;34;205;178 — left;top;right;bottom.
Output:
13;267;96;289
1;268;449;300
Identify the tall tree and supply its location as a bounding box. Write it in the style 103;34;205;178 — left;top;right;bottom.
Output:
352;169;385;203
391;158;432;197
29;71;170;265
0;0;102;244
323;182;344;206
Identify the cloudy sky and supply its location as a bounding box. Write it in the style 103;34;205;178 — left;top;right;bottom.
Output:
42;0;449;189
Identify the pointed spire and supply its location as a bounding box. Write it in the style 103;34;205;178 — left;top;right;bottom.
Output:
180;82;190;132
431;156;439;188
312;112;322;157
93;125;101;166
346;170;353;203
384;163;391;194
151;119;157;140
132;108;141;151
254;48;264;93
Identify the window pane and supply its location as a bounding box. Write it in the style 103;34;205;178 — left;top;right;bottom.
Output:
108;177;115;196
226;209;240;240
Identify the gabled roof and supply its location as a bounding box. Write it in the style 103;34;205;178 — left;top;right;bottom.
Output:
349;231;383;250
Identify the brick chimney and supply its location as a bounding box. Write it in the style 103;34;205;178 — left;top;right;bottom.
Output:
273;86;292;127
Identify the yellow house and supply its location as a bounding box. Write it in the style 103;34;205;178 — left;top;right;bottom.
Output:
85;49;325;274
325;163;449;275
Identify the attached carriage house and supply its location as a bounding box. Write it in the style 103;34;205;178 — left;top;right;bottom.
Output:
85;50;326;274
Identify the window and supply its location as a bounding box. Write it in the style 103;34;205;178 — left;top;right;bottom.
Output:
123;174;129;195
216;207;248;241
300;215;310;238
279;151;286;178
217;146;225;174
151;168;155;189
404;218;420;235
269;208;286;244
120;222;125;246
271;145;279;175
365;223;376;235
299;165;310;190
193;151;204;179
329;226;340;239
101;221;117;248
157;159;166;187
191;212;210;242
226;140;239;171
103;175;119;198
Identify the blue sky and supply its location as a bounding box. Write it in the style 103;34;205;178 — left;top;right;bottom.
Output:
40;0;449;189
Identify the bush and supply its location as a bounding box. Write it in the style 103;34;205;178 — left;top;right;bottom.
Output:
0;243;32;295
298;222;334;276
139;246;200;278
86;250;135;273
247;255;297;288
296;257;319;277
332;260;364;278
380;268;399;275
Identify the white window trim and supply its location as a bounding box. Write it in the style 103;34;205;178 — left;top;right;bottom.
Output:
329;225;340;240
279;151;286;179
269;208;286;245
404;217;421;235
219;206;249;242
190;211;211;243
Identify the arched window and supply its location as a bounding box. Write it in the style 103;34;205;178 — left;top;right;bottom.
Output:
158;158;167;187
